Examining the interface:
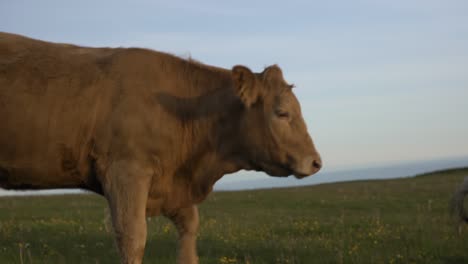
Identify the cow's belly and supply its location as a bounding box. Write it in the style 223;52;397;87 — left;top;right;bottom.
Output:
0;162;82;190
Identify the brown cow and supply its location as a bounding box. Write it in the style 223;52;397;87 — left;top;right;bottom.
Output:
0;32;322;264
452;177;468;224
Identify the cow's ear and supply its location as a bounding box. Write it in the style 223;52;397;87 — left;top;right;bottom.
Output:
232;65;260;107
263;64;284;84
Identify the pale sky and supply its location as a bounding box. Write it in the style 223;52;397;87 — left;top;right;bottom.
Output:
1;0;468;173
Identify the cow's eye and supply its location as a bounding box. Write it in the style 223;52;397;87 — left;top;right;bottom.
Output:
275;110;290;119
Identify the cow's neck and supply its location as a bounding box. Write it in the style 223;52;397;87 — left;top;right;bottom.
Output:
164;76;250;206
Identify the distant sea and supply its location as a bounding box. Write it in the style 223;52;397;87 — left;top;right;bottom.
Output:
214;156;468;191
1;156;467;196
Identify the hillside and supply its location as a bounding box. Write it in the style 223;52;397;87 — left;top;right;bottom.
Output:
1;168;468;263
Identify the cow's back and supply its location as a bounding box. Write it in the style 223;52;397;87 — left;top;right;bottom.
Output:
0;32;115;190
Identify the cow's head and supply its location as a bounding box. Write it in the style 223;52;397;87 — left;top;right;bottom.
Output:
232;64;322;178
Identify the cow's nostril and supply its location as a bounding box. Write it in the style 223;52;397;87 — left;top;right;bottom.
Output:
313;159;322;170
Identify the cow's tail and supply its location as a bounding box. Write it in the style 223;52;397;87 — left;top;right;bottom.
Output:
451;177;468;223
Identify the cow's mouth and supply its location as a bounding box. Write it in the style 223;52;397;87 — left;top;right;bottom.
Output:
293;171;311;179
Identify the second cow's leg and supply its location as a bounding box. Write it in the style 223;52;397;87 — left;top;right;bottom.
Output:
167;205;200;264
102;160;152;264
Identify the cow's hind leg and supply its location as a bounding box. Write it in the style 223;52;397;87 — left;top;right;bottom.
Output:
167;205;199;264
102;160;152;264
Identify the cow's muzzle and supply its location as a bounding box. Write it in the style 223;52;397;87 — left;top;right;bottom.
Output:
293;154;322;179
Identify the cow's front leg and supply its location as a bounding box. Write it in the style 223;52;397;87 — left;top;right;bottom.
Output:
167;205;199;264
102;160;152;264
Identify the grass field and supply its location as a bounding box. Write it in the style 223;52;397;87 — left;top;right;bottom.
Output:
1;168;468;264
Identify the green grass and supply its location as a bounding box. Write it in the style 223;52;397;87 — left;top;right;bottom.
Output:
1;168;468;264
